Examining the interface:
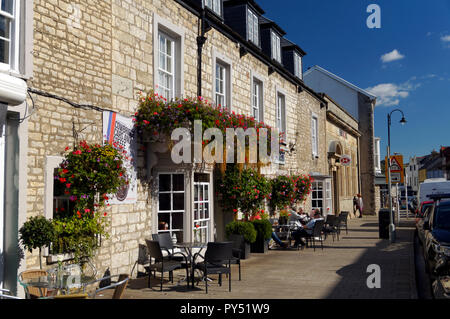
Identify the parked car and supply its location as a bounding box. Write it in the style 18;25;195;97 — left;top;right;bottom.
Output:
422;194;450;276
416;201;434;225
416;202;433;245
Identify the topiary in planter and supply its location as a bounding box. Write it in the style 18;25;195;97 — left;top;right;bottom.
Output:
225;221;257;244
19;216;56;269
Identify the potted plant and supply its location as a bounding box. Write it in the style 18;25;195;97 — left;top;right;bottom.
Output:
279;208;289;226
19;216;56;269
225;221;257;259
250;219;273;253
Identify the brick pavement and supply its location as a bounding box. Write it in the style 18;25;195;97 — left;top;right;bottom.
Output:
98;216;418;299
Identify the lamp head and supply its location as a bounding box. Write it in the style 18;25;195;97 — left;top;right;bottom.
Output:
400;117;407;125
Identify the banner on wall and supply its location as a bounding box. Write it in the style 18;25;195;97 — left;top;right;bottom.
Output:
102;111;138;204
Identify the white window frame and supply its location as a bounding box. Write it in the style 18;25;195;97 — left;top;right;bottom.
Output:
311;180;324;213
247;9;259;45
215;62;226;108
193;174;211;243
252;77;263;122
212;49;232;111
311;114;319;157
157;31;175;101
204;0;221;16
157;172;186;243
153;13;185;101
271;31;281;63
276;91;286;135
294;52;302;79
0;0;20;72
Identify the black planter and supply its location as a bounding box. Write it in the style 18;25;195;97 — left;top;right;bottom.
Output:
250;237;269;253
229;234;251;259
240;242;251;259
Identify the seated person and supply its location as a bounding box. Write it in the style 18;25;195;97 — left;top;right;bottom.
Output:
291;211;324;247
269;218;287;248
271;231;287;248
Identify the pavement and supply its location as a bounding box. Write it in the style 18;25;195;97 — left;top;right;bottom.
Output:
98;216;418;299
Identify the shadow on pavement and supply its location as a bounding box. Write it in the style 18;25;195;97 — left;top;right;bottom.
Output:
325;223;416;299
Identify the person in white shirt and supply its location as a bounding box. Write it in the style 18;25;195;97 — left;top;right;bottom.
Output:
291;211;324;248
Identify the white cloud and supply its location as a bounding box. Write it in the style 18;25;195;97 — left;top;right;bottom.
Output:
380;49;405;63
441;35;450;42
366;79;421;107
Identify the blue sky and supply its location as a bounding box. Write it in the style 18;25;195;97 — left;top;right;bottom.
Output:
256;0;450;161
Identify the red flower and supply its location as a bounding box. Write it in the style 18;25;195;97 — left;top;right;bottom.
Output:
65;146;69;151
76;211;81;218
66;183;71;188
59;178;66;183
104;212;107;217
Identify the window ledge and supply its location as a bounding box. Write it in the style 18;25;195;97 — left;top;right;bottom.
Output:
0;71;27;105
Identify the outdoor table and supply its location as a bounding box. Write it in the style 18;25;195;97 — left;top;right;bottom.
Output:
19;273;97;298
174;242;208;288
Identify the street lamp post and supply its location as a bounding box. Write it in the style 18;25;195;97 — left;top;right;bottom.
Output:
387;109;407;243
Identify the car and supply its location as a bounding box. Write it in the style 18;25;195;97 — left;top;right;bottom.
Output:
422;194;450;276
416;202;433;245
416;201;434;225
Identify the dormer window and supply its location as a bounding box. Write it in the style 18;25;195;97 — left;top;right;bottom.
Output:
271;31;281;63
294;52;302;79
247;9;259;45
204;0;221;16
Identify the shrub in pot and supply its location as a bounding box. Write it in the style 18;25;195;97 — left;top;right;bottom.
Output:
225;221;256;259
250;219;272;254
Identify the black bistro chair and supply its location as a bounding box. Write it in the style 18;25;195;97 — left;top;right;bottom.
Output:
145;239;189;291
193;242;233;294
304;220;325;251
152;232;189;264
131;244;150;278
338;211;349;234
324;215;340;242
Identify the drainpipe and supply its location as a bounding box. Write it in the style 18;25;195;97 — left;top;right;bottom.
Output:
197;10;208;97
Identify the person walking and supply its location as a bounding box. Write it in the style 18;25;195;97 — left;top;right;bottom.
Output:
353;195;358;217
356;194;364;218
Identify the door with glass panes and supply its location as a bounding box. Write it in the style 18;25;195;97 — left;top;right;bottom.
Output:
193;173;211;243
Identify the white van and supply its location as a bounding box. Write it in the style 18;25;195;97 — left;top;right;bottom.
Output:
418;178;450;204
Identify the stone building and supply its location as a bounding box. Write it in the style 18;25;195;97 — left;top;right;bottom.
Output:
304;65;379;216
0;0;333;295
322;95;360;217
0;0;367;296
